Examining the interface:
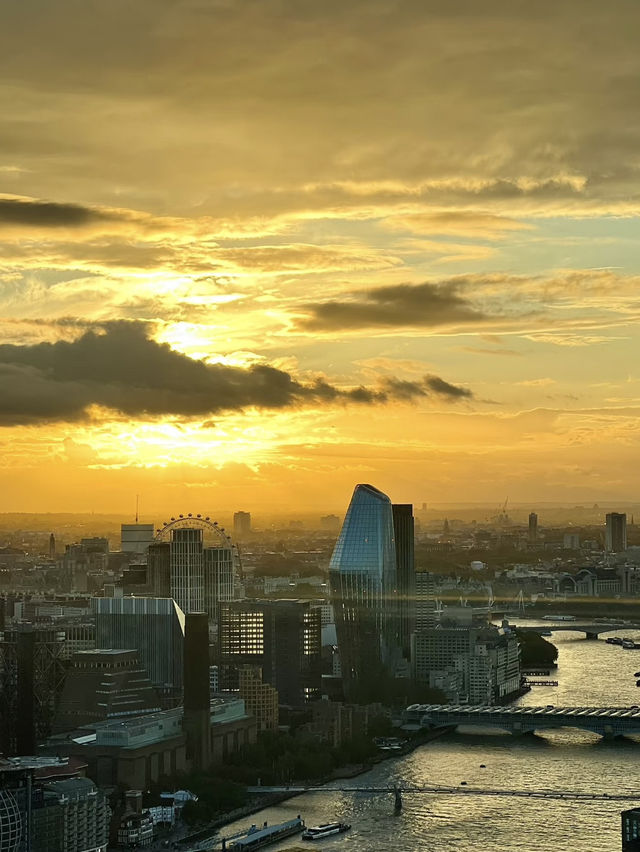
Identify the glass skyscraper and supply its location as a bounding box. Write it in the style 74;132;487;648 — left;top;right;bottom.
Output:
329;483;401;700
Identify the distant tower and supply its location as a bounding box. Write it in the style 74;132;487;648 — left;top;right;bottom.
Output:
528;512;538;542
156;518;237;626
443;518;450;535
48;534;56;559
233;511;251;537
606;513;627;552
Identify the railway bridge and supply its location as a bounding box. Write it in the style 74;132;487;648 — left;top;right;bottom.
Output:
402;703;640;737
511;621;640;640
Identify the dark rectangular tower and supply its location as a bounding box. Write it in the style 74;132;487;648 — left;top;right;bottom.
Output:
183;612;211;771
392;503;415;660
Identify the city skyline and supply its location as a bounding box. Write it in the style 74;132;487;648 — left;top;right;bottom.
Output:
2;1;640;511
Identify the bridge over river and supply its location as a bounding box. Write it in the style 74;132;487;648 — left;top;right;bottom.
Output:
247;783;640;807
510;621;640;639
402;703;640;736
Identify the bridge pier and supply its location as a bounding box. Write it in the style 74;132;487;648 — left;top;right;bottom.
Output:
584;631;599;640
394;784;402;812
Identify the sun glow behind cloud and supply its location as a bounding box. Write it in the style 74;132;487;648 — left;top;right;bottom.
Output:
1;1;640;510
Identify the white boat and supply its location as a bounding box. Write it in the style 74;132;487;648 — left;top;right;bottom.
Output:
301;822;351;841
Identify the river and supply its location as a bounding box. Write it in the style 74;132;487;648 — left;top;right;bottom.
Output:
217;625;640;852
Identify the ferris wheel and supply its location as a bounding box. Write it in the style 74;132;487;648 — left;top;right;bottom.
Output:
154;513;243;576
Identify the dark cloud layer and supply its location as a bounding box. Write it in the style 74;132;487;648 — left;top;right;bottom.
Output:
300;282;486;331
0;322;471;425
0;197;123;229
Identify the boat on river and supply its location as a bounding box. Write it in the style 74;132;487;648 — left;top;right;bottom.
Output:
226;816;305;850
301;822;351;841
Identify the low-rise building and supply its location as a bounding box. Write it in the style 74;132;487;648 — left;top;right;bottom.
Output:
44;698;257;789
116;790;153;848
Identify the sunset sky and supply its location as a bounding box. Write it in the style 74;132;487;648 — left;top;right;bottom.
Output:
1;0;640;515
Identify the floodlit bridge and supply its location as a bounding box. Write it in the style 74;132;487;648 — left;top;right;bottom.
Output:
512;621;640;640
402;704;640;737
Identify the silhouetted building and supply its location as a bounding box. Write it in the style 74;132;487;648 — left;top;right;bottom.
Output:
121;564;148;595
48;534;56;559
329;484;401;700
392;503;415;659
54;649;161;733
183;612;211;771
0;624;66;755
92;597;185;705
528;512;538;542
233;512;251;537
147;542;171;598
45;698;255;788
606;512;627;552
218;599;321;706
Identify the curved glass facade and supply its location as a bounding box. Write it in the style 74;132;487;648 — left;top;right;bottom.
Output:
329;484;400;698
0;789;21;852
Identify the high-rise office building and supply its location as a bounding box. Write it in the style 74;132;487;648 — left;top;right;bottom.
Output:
528;512;538;542
92;597;185;704
160;526;235;624
171;528;205;614
204;547;234;625
606;512;627;552
121;523;155;555
233;511;251;537
329;484;401;700
0;624;67;755
218;600;321;706
415;571;438;631
392;503;415;659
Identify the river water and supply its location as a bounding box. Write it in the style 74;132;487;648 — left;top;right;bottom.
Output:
218;626;640;852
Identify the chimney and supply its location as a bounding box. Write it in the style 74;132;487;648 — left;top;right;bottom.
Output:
183;612;211;770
